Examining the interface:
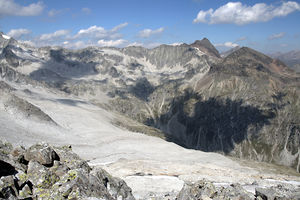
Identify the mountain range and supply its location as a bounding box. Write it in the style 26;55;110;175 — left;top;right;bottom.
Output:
0;32;300;198
270;50;300;72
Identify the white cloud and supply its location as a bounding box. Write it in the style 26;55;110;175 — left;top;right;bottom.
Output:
127;42;143;47
0;0;44;17
39;30;70;41
269;32;285;40
97;39;127;47
74;23;128;40
75;26;106;38
111;22;128;32
7;28;31;39
215;42;239;48
48;9;63;17
81;8;91;15
193;1;300;25
12;23;130;49
138;27;164;38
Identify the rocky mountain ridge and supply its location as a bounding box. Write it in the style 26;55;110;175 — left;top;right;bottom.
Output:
270;50;300;72
0;31;299;175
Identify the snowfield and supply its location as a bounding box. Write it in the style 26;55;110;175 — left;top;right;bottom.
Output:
1;81;300;199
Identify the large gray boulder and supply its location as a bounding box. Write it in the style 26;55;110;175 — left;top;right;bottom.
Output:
91;168;135;200
24;143;59;166
176;180;217;200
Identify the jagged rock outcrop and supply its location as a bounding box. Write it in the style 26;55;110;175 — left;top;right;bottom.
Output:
177;180;300;200
0;140;135;200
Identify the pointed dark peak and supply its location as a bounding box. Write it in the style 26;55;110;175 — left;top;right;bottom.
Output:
190;38;221;58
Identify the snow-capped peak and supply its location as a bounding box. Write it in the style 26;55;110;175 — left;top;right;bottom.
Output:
1;33;11;40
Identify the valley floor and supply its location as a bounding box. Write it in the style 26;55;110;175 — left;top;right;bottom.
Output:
1;83;300;199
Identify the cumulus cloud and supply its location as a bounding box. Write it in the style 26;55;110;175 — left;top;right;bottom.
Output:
75;26;105;38
97;39;127;47
215;42;239;48
0;0;44;17
81;8;91;15
269;32;285;40
39;30;70;41
193;1;300;25
138;27;164;38
74;22;128;40
7;28;31;39
23;22;129;49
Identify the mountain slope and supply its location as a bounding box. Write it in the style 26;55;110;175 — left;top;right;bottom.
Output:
147;47;300;171
270;50;300;72
0;32;299;174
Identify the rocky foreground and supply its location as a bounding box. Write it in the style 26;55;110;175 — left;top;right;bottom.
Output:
1;140;300;200
0;140;135;200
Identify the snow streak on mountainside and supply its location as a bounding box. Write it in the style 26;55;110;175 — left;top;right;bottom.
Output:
0;31;300;176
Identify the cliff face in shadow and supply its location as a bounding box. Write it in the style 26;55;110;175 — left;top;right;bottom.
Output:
153;90;275;153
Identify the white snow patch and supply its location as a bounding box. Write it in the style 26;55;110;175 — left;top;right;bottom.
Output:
194;47;205;56
265;178;300;186
125;175;184;200
169;42;183;46
16;62;43;75
2;34;11;40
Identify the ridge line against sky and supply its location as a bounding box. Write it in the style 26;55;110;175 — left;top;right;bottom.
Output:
0;0;300;53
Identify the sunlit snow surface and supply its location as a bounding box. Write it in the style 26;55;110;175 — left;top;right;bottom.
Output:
1;81;299;199
2;34;11;40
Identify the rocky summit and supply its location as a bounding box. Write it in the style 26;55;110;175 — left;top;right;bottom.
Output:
0;140;135;200
1;140;300;200
0;32;300;199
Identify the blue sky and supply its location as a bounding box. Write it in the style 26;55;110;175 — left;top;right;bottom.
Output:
0;0;300;53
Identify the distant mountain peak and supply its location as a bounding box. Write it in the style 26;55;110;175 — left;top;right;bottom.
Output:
226;47;272;63
218;46;294;76
0;32;11;40
221;46;241;58
191;38;221;58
